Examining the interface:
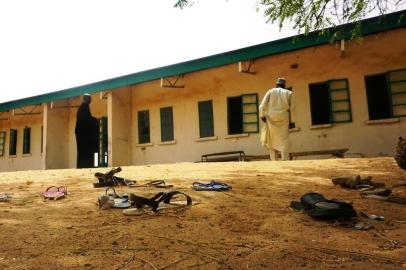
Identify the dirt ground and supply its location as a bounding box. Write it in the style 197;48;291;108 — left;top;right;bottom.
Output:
0;157;405;270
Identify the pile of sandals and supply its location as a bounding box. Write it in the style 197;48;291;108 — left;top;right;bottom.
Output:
98;187;193;216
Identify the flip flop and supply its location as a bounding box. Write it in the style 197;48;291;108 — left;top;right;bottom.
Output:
192;181;231;191
43;186;67;200
290;192;357;220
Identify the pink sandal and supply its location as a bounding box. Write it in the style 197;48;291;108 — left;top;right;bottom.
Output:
43;186;67;200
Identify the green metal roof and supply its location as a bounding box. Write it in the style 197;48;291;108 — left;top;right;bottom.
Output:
1;10;405;112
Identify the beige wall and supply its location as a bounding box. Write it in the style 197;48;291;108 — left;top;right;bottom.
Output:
131;28;406;164
44;103;70;169
0;107;44;171
108;87;132;166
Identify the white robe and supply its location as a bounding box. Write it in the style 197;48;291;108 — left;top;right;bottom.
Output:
259;87;292;153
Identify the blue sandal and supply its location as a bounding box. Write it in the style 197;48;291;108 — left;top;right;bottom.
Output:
192;181;232;191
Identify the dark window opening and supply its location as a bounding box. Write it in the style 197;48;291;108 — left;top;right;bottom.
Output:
365;74;391;120
23;127;30;154
227;96;243;134
9;129;17;156
160;107;174;142
138;110;150;144
198;101;214;138
309;82;331;125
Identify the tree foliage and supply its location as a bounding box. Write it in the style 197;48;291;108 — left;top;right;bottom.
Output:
174;0;405;39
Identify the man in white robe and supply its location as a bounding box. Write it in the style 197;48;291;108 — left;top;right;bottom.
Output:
259;78;293;161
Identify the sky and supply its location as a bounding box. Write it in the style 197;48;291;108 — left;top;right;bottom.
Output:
0;0;300;103
0;0;403;103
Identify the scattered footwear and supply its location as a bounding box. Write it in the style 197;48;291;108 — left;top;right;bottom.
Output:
290;192;357;220
43;186;67;200
331;175;384;190
123;191;194;216
192;181;232;191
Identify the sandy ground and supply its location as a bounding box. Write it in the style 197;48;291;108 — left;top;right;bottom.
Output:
0;157;405;270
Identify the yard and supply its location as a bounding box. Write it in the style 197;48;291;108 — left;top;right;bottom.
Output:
0;157;405;269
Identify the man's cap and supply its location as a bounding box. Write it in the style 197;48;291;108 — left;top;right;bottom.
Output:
276;78;286;85
83;93;91;97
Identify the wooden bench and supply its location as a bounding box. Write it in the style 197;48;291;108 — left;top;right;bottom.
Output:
289;148;349;160
201;151;246;162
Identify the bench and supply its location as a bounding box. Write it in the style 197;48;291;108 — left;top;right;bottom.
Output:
201;151;246;162
289;148;349;160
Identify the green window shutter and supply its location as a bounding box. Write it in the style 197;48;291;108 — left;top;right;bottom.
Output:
138;110;150;144
328;79;352;123
0;131;5;156
9;129;17;156
160;107;174;142
98;117;108;167
388;69;406;117
242;93;259;133
23;127;31;154
198;100;214;138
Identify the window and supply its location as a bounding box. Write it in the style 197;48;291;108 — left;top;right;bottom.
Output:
9;129;17;156
160;107;174;142
365;69;406;120
227;93;259;134
309;79;352;125
138;110;150;144
23;127;31;154
0;131;5;156
286;87;295;129
198;100;214;138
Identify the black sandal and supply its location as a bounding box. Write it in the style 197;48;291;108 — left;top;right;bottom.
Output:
290;192;357;220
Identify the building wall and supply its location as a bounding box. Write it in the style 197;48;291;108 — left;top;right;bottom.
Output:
131;28;406;164
0;108;44;171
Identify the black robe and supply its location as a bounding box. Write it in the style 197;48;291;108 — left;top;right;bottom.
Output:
75;102;99;168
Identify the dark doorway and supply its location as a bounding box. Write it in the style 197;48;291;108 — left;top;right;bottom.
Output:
309;82;331;125
365;74;391;120
227;96;243;134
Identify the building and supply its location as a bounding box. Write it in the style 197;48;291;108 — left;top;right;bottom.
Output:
0;11;405;171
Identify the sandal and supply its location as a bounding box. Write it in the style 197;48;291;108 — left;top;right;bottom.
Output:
192;181;231;191
123;191;193;215
290;192;357;220
93;167;137;188
98;187;131;209
43;186;67;200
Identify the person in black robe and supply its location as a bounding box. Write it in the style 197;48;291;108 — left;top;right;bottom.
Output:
75;94;99;168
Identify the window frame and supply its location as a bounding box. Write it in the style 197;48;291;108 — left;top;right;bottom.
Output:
160;107;174;142
309;79;352;125
328;79;352;123
227;93;259;135
137;110;150;144
0;131;5;157
198;100;215;138
387;68;406;118
9;129;17;156
23;127;31;155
